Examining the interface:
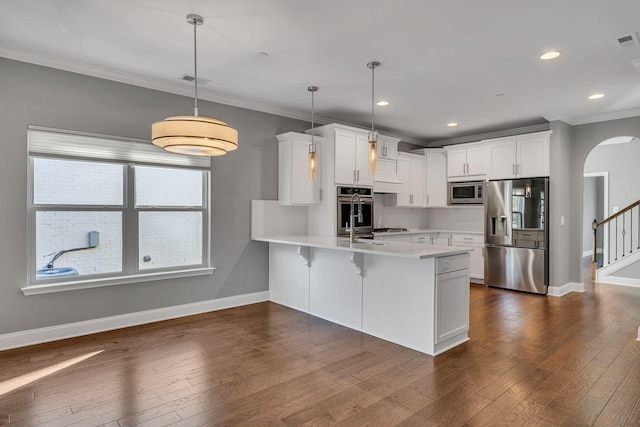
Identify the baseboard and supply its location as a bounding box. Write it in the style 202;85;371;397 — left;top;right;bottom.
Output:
547;282;585;297
0;291;270;351
596;276;640;288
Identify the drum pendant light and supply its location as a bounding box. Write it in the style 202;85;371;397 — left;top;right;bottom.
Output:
152;14;238;156
308;86;318;180
367;61;380;174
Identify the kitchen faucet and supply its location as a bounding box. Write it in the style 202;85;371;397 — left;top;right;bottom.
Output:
345;193;363;244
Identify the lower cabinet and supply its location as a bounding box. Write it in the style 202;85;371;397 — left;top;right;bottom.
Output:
435;268;470;344
267;243;471;356
451;233;484;281
381;234;412;243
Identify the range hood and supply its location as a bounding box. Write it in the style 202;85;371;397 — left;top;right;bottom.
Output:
373;158;402;193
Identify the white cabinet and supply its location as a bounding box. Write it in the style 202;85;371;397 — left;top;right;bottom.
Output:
277;132;322;206
376;136;399;160
435;257;470;344
451;233;484;280
387;153;425;207
410;233;431;244
334;129;374;186
425;149;448;207
445;143;489;181
487;131;551;180
431;233;451;246
381;234;412;243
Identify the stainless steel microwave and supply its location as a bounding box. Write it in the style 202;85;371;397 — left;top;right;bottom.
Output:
448;181;484;205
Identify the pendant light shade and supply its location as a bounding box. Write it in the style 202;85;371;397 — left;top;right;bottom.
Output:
152;14;238;156
308;86;318;180
367;61;380;175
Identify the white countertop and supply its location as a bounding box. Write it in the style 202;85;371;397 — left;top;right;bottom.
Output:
254;235;471;260
372;228;483;237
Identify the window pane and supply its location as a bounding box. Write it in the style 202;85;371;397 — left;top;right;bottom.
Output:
138;212;203;270
34;158;124;206
36;211;123;279
135;166;204;207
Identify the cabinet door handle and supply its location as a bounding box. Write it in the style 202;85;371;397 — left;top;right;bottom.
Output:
517;164;521;175
466;162;470;175
427;195;430;205
512;164;516;175
353;169;356;183
357;169;360;181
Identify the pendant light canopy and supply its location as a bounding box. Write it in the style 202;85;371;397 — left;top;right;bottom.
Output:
308;86;318;180
152;14;238;156
367;61;380;174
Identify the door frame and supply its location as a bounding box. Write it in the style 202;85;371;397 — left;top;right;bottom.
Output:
583;172;609;264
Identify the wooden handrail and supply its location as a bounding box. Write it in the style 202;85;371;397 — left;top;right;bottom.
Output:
593;200;640;229
591;199;640;263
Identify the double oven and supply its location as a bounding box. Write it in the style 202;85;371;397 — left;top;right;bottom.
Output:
336;186;374;238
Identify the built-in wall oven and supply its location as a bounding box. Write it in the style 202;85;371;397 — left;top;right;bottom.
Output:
337;186;374;237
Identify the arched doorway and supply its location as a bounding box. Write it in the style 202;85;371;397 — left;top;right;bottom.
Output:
583;135;640;284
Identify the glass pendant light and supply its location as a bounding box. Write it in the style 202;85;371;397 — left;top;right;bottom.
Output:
308;86;318;180
152;14;238;156
367;61;380;174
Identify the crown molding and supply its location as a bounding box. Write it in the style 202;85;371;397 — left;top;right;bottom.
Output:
0;45;335;124
542;113;577;125
544;109;640;126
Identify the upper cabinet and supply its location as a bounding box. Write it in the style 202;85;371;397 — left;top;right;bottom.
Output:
424;149;448;207
334;129;374;186
444;142;489;181
376;135;399;160
486;131;551;180
386;153;425;207
277;132;322;206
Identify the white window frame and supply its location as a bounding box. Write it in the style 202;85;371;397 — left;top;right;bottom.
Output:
23;126;214;296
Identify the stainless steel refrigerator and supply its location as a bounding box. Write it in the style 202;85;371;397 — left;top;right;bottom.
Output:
484;178;549;294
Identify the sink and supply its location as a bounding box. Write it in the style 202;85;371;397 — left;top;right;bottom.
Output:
36;267;79;279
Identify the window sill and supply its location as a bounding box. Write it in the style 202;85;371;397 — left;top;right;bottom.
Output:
21;267;215;296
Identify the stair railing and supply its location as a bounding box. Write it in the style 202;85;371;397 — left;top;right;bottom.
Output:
592;200;640;267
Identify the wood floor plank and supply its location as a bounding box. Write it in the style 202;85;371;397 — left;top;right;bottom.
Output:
1;264;639;426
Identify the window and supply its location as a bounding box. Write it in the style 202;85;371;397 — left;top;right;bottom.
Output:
26;127;212;294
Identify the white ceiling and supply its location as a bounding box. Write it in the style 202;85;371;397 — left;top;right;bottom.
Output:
2;0;640;145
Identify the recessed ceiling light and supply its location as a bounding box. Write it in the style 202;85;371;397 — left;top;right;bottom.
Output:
376;100;390;106
588;93;605;100
447;122;459;128
540;50;561;60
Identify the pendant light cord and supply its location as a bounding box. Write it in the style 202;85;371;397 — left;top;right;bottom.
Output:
311;89;315;143
371;64;375;133
193;20;199;117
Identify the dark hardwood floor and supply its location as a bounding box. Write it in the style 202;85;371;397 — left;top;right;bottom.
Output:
1;264;639;426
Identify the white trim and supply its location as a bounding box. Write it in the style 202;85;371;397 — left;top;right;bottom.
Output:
583;172;609;265
543;113;577;125
544;109;640;126
0;291;269;351
596;276;640;288
596;251;640;286
22;268;215;296
1;47;436;147
547;282;585;297
637;326;640;342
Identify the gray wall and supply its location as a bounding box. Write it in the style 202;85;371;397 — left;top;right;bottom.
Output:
0;58;309;335
585;138;640;213
549;121;573;288
567;116;640;284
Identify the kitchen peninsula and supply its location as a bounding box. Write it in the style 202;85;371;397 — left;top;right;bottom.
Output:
252;201;472;356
